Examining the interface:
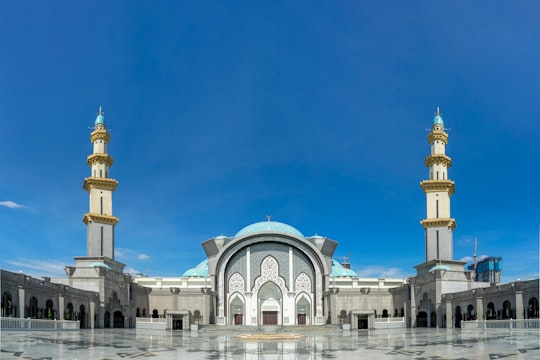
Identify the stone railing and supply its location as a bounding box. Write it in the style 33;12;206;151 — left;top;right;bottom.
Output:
461;319;540;330
373;317;406;329
135;317;167;330
0;317;80;330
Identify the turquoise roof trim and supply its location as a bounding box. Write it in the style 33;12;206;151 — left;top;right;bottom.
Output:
235;221;304;238
429;264;451;272
89;262;111;270
182;259;208;277
331;259;358;277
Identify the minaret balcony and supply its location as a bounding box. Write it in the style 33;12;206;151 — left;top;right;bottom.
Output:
83;213;119;225
90;129;110;143
87;153;113;167
424;154;451;168
420;218;456;229
420;180;455;195
83;177;118;192
427;131;448;144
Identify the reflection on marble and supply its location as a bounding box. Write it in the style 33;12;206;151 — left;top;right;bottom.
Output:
1;327;539;359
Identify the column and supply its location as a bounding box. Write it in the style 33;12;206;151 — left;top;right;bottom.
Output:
515;291;524;320
58;295;65;320
18;286;25;319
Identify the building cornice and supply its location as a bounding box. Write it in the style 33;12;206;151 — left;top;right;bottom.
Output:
427;131;448;144
83;213;119;225
420;180;455;195
424;154;452;168
83;177;118;192
87;153;113;167
90;129;110;143
420;218;456;230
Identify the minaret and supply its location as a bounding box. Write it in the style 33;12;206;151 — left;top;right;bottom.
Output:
420;107;456;261
82;107;119;259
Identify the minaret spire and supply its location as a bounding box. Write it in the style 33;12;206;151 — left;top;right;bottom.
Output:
420;108;456;261
83;107;119;259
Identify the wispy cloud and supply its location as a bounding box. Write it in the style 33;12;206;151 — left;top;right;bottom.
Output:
125;267;141;276
460;255;489;263
0;200;26;209
354;266;411;278
138;253;150;260
4;258;66;278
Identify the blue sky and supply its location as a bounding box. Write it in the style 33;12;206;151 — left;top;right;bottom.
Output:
1;2;539;282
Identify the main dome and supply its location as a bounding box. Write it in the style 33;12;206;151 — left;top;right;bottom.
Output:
235;221;304;238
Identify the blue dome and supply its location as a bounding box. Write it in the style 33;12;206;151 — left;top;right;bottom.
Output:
433;114;444;125
235;221;304;238
433;107;444;126
95;114;105;125
331;259;357;277
182;259;208;277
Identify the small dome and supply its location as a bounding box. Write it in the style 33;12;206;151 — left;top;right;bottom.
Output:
89;261;111;270
433;107;444;126
331;259;357;277
95;106;106;125
235;221;304;238
182;259;208;277
95;113;105;125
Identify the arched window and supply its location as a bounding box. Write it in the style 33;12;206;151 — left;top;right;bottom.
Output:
152;309;159;318
382;309;389;318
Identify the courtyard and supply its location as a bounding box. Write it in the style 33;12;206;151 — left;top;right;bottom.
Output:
1;327;539;359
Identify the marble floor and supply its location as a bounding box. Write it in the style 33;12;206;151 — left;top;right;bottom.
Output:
1;327;539;359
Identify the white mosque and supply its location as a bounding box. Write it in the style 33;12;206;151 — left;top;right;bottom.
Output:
1;108;538;330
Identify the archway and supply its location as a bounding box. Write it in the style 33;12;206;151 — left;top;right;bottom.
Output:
296;295;311;325
467;304;475;320
502;301;512;319
259;282;282;325
1;292;13;317
417;312;427;327
65;303;73;320
486;302;496;320
431;311;437;327
104;311;110;328
45;300;54;319
113;311;124;328
454;306;462;328
229;294;245;325
79;305;86;328
528;297;539;318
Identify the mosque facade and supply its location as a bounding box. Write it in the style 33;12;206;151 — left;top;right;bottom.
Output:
1;109;538;330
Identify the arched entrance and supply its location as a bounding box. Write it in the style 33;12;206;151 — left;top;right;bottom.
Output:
29;297;38;318
296;295;311;325
259;282;282;325
113;311;124;328
229;294;245;325
417;312;428;327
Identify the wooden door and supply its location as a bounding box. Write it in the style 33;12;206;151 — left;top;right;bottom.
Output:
263;311;278;325
234;314;243;325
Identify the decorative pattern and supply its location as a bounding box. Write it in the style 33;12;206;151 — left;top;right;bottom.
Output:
229;272;245;292
252;256;288;295
295;273;311;292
